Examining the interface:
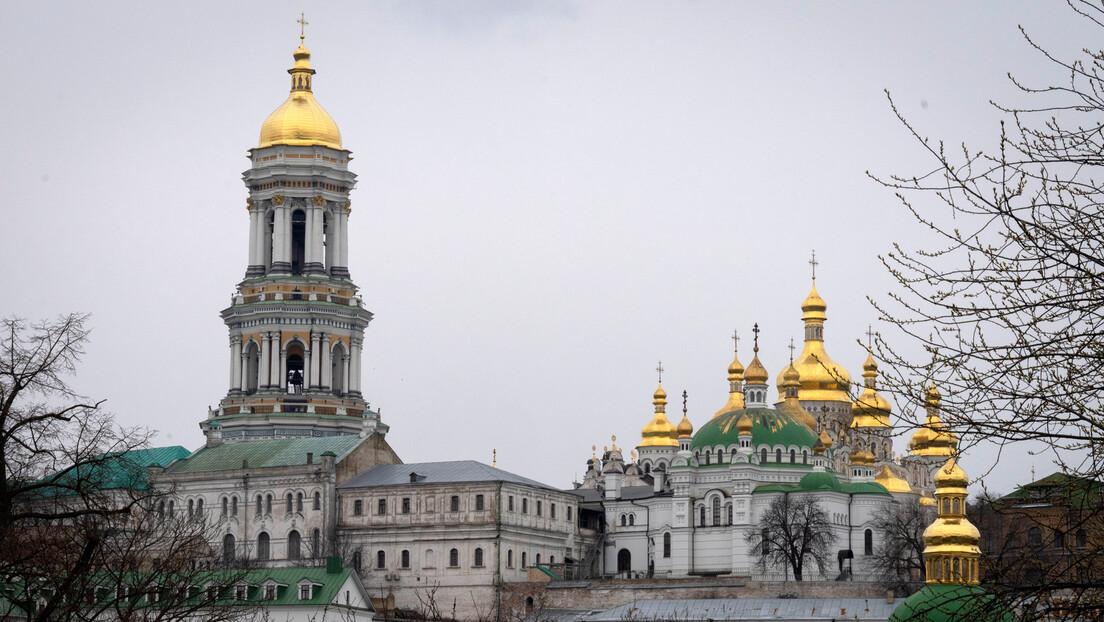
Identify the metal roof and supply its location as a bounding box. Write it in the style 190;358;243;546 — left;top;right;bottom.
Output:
338;460;563;491
165;436;367;473
571;486;657;503
581;598;898;621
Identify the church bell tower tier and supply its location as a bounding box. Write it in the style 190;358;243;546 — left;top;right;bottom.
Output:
203;33;381;442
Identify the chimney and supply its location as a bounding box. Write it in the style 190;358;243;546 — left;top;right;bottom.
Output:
205;422;223;449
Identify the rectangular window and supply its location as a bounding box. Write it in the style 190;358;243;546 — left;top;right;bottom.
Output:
508;496;514;512
402;498;411;514
353;500;363;516
475;494;484;511
378;499;387;515
551;503;556;519
299;585;311;600
401;550;410;568
235;586;247;601
537;501;543;516
449;548;459;567
206;586;218;601
522;499;528;514
567;507;573;521
450;495;460;512
264;585;276;601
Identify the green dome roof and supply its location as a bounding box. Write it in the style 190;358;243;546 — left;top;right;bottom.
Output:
889;584;1015;622
691;407;817;451
797;471;843;492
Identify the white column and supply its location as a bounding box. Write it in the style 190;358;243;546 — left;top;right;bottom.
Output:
303;350;312;390
239;351;249;392
321;335;332;390
337;210;349;268
342;354;351;397
304;206;316;270
281;207;293;266
259;333;271;389
269;332;281;390
279;347;288;390
247;210;260;266
324;210;334;271
310;332;322;389
272;208;287;265
350;337;362;394
230;335;242;392
312;207;325;266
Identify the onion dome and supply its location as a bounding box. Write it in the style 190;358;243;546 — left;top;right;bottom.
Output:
714;346;746;417
908;382;959;457
812;437;826;455
258;38;343;150
788;279;852;402
776;362;819;430
934;458;969;492
818;428;833;450
851;447;874;466
677;412;694;438
875;465;915;494
744;352;768;385
851;352;893;428
736;412;754;435
639;383;679;447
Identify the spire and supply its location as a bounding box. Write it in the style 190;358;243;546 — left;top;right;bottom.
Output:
922;457;980;585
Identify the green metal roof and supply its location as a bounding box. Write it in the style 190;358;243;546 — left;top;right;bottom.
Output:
797;471;843;492
888;583;1015;622
691;408;817;452
233;567;360;608
165;436;366;474
842;482;892;496
41;446;191;494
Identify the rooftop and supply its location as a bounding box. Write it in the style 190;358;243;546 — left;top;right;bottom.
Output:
165;436;367;474
339;460;561;492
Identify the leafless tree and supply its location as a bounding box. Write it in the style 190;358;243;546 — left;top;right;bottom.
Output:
870;1;1104;617
870;497;934;595
745;494;833;581
0;314;248;622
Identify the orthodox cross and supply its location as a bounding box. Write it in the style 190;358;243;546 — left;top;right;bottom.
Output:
297;13;309;41
656;360;664;383
682;390;688;415
752;323;760;353
809;250;818;280
788;338;795;363
731;329;739;353
867;325;876;349
492;449;497;468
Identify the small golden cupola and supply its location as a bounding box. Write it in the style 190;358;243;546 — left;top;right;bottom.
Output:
851;351;893;428
908;382;959;457
876;465;916;494
785;260;852;402
777;355;819;430
714;333;746;417
922;458;980;585
639;383;679;447
736;411;754;435
258;32;343;150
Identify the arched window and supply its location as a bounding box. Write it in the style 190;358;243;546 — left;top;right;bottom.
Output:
717;449;724;463
644;463;651;475
449;548;459;567
157;500;165;517
297;492;303;512
620;514;626;527
266;494;273;515
790;449;796;464
761;448;768;463
290;209;306;274
1077;529;1087;549
222;533;236;563
617;549;631;574
507;550;514;567
662;533;671;558
288;530;301;559
1028;527;1042;546
474;548;484;567
222;497;229;517
188;499;195;518
704;450;710;465
699;506;706;527
257;532;270;560
425;549;436;567
521;552;527;568
232;496;238;516
377;550;386;569
727;504;733;526
401;550;410;568
536;553;541;565
256;495;262;515
952;498;960;514
776;449;782;463
311;529;320;558
313;492;321;511
244;341;261;393
352;551;362;571
864;529;873;556
286;493;294;513
629;514;635;526
550;555;555;564
331;342;348;396
803;450;808;464
712;497;721;526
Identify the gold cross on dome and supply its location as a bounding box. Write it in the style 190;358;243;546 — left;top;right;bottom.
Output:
867;325;875;348
297;13;309;41
731;329;739;353
656;361;664;383
788;338;795;362
682;390;688;414
809;250;818;280
752;323;760;353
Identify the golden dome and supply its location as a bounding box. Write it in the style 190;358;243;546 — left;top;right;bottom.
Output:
851;448;874;466
934;458;969;492
745;352;769;385
818;428;833;449
851;352;893;428
787;281;852;402
677;413;694;438
922;457;981;585
801;281;827;321
258;41;343;150
875;465;915;493
640;383;678;447
714;347;746;417
736;412;754;434
776;363;819;430
908;381;959;457
728;350;745;377
812;437;826;455
918;494;937;508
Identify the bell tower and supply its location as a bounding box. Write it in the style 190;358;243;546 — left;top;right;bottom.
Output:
202;32;383;442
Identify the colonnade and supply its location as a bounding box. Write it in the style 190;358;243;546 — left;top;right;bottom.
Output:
246;198;349;276
229;332;362;396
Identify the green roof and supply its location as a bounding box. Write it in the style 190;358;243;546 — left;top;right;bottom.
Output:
798;471;843;492
843;482;892;496
165;436;366;474
1000;472;1103;509
691;408;816;452
232;567;360;608
889;583;1015;622
40;446;191;494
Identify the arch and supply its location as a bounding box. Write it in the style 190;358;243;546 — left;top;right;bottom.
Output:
717;448;725;463
643;462;651;475
506;549;513;567
761;448;768;463
286;493;294;513
313;491;321;511
617;549;631;574
727;503;733;526
802;450;808;465
952;498;960;514
536;553;541;565
222;533;236;563
377;550;386;569
699;506;706;527
265;210;275;270
864;529;873;555
257;532;270;560
474;547;484;567
662;533;671;558
288;530;301;559
401;549;410;568
620;514;626;527
790;449;796;464
231;495;238;516
331;340;348;396
628;514;635;526
704;450;711;465
296;492;304;512
286;340;306;394
712;497;721;526
221;497;228;517
776;448;782;463
243;340;261;394
426;549;436;567
265;494;273;515
352;550;362;571
449;548;459;567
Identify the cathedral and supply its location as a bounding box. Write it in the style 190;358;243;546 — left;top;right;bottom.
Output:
573;278;962;579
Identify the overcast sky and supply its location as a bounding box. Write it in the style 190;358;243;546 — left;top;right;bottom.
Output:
3;1;1092;496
